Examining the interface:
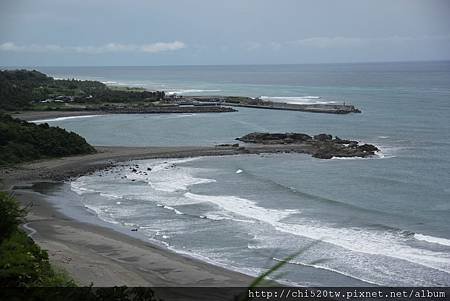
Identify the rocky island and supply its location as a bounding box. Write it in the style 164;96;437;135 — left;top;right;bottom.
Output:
237;132;379;159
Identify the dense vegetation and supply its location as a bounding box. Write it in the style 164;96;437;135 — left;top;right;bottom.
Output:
0;69;165;111
0;114;96;165
0;70;52;110
0;192;75;287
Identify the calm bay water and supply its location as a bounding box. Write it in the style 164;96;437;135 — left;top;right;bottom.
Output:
36;62;450;285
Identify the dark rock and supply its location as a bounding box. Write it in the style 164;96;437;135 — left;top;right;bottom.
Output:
237;132;379;159
348;141;358;148
358;144;379;153
333;137;352;144
288;133;312;141
237;132;312;144
283;137;294;144
313;152;333;159
313;133;333;141
217;143;240;147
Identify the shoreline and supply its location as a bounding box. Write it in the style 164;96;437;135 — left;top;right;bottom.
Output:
11;110;108;122
0;144;313;183
12;187;255;290
2;146;261;291
2;145;297;289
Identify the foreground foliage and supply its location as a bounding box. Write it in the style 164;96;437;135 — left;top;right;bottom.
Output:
0;192;76;287
0;192;26;242
0;114;96;165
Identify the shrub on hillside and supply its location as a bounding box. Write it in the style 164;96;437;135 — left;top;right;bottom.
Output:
0;192;76;287
0;192;26;243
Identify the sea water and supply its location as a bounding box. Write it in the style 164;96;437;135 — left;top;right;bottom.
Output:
36;62;450;285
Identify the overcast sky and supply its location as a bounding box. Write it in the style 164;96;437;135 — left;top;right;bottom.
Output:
1;0;449;66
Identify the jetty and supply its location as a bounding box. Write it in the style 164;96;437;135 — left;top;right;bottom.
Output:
101;105;236;114
181;96;361;114
223;101;361;114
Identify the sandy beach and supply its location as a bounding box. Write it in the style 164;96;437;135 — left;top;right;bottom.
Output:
12;190;257;293
2;146;262;288
11;110;108;122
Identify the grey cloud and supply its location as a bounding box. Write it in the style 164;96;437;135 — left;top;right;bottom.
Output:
287;35;450;49
0;41;186;54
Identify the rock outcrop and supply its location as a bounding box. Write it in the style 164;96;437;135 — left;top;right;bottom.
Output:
236;132;379;159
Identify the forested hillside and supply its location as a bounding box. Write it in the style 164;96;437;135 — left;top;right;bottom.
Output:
0;69;164;111
0;114;96;165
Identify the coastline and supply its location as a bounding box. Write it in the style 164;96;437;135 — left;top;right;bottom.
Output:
11;110;108;122
1;146;260;290
1;143;293;289
12;188;254;289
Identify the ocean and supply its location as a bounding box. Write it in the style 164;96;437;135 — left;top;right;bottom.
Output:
35;62;450;286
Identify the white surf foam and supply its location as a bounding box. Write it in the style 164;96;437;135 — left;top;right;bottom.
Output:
99;192;122;199
32;115;100;123
273;257;381;286
278;224;450;274
184;192;450;274
374;144;404;159
148;174;215;193
415;234;450;247
260;96;337;105
70;179;96;195
83;204;120;225
161;205;184;215
101;80;146;87
120;157;216;193
184;192;299;224
236;169;243;174
330;156;367;161
166;89;222;95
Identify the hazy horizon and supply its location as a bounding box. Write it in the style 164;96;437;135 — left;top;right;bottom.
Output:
2;59;450;69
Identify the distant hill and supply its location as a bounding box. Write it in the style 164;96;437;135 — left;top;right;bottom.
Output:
0;114;96;165
0;69;164;111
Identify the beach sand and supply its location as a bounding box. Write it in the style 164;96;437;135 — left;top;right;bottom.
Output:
13;188;254;289
11;110;107;121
